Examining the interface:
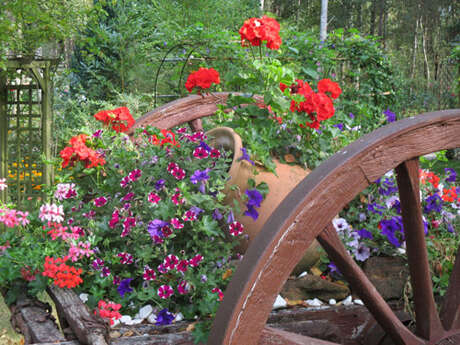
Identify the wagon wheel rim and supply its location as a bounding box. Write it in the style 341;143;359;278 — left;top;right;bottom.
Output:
207;109;460;345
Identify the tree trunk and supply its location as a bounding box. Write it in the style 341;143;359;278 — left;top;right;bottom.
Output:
421;20;431;86
410;17;419;80
320;0;328;41
370;0;376;35
357;0;362;32
260;0;264;12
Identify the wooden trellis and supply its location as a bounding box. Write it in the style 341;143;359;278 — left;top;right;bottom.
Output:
0;59;54;206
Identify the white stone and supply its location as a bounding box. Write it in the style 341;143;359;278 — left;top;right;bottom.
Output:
272;295;287;309
79;293;88;303
131;318;143;325
111;319;120;328
120;315;132;324
342;296;353;305
139;305;153;319
353;299;364;306
147;313;157;324
174;312;184;322
396;248;406;255
306;298;323;307
329;299;336;305
297;271;308;278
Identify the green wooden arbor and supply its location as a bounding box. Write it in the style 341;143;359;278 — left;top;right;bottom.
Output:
0;59;54;205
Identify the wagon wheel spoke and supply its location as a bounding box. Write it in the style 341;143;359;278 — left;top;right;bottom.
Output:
260;326;338;345
318;223;423;345
395;158;444;340
440;245;460;330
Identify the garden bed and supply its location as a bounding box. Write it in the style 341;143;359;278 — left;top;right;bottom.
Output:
7;286;409;345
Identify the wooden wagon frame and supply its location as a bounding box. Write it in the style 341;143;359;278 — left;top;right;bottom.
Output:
5;94;460;345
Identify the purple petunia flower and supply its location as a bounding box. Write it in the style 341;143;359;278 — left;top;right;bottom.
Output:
349;112;355;119
244;205;259;220
155;179;165;190
378;177;398;196
190;169;210;184
117;278;133;297
368;202;386;215
155;308;175;326
424;194;443;214
445;168;457;183
245;189;263;208
238;148;254;166
354;243;371;262
332;123;344;131
147;219;169;239
213;209;223;220
190;206;204;216
383;108;396;123
379;217;404;247
227;210;235;224
199;140;212;152
357;228;373;239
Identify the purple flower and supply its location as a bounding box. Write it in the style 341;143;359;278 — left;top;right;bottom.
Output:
349;112;355;119
199;140;212;152
148;219;169;239
190;169;210;184
378;177;398;196
213;209;223;220
332;123;344;131
155;308;175;326
238;148;254;166
424;194;443;214
383;108;396;123
354;243;371;262
117;278;133;297
368;202;386;215
357;228;373;239
155;179;165;190
445;168;457;183
447;223;455;233
227;210;235;224
190;206;204;216
379;217;404;247
328;262;341;275
245;189;263;208
101;267;110;277
92;129;103;138
243;205;259;220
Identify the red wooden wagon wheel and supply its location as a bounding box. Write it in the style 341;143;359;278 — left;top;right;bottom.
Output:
129;99;460;345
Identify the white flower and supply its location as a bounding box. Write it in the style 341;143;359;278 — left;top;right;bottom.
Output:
39;203;65;223
332;218;350;233
0;178;7;191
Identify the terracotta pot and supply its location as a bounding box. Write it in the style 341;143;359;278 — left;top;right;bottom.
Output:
207;127;321;272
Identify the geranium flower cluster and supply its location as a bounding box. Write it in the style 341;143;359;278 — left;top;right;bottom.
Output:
94;300;122;325
42;256;83;289
93;107;135;133
239;15;282;50
280;78;342;129
0;207;29;228
185;67;220;94
60;134;106;169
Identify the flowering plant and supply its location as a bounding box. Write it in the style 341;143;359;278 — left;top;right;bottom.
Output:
328;167;459;295
53;113;243;327
185;15;343;171
0;108;244;341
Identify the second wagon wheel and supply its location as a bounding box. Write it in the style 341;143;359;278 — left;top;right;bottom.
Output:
206;109;460;345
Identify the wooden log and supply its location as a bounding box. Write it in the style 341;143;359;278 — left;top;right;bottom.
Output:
47;285;109;345
8;293;65;344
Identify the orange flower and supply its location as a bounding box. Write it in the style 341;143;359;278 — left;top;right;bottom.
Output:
442;186;458;202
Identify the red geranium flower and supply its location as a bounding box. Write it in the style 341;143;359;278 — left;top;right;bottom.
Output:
93;107;135;133
185;67;220;93
317;78;342;100
239;15;282;50
60;134;106;169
